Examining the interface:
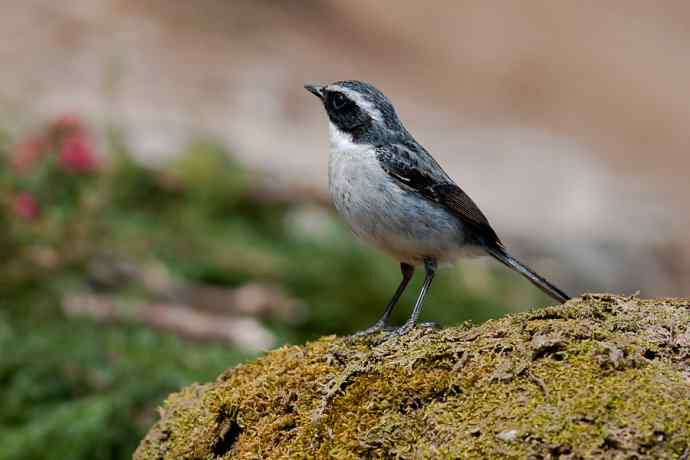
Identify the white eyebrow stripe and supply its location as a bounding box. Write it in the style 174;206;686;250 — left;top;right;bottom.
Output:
329;85;384;123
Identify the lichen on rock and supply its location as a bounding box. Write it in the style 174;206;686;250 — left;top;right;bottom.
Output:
134;295;690;459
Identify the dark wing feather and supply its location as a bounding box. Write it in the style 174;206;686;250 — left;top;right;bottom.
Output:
376;143;504;250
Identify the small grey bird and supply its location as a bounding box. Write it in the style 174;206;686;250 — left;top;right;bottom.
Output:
305;80;570;337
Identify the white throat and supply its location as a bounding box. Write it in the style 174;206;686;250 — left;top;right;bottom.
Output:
328;122;358;154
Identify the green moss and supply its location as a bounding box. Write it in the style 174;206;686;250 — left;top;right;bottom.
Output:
135;295;690;459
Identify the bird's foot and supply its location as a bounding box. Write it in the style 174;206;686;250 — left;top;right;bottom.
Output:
347;321;395;340
418;321;441;330
384;321;440;340
387;321;415;338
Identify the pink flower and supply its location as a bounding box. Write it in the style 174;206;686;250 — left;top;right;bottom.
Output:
13;193;40;220
50;114;83;137
59;134;98;173
12;136;46;173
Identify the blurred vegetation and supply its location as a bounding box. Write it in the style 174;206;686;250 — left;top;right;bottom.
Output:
0;117;549;460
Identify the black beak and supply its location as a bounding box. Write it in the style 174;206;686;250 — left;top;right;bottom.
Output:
304;84;324;100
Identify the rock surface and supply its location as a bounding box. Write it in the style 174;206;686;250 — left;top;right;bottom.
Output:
134;295;690;459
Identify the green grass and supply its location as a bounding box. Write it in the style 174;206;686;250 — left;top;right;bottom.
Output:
0;291;248;460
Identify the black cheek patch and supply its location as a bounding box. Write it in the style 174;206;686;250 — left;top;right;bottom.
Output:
328;102;373;142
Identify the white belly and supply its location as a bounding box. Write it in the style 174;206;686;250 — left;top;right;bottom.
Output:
328;139;480;266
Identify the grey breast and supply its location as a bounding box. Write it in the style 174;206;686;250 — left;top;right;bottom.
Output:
328;146;471;265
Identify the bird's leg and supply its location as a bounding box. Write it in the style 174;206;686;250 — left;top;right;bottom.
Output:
388;258;437;337
350;263;414;338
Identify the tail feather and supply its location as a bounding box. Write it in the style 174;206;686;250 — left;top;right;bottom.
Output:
485;246;571;304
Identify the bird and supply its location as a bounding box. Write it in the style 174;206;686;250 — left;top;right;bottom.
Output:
304;80;570;337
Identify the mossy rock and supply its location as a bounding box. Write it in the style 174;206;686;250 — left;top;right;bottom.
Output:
134;295;690;459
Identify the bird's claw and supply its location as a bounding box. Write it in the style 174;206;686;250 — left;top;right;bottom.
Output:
384;321;415;339
384;321;440;340
348;321;395;340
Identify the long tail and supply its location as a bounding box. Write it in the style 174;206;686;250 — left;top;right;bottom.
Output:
485;246;571;303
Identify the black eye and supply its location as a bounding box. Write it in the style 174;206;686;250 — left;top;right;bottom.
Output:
330;92;348;110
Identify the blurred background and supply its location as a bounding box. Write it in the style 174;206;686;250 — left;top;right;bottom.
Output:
1;1;689;459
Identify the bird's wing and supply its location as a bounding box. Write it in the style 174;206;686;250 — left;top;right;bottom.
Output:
376;143;504;249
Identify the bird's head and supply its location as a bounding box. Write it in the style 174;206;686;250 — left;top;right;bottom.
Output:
305;80;405;144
